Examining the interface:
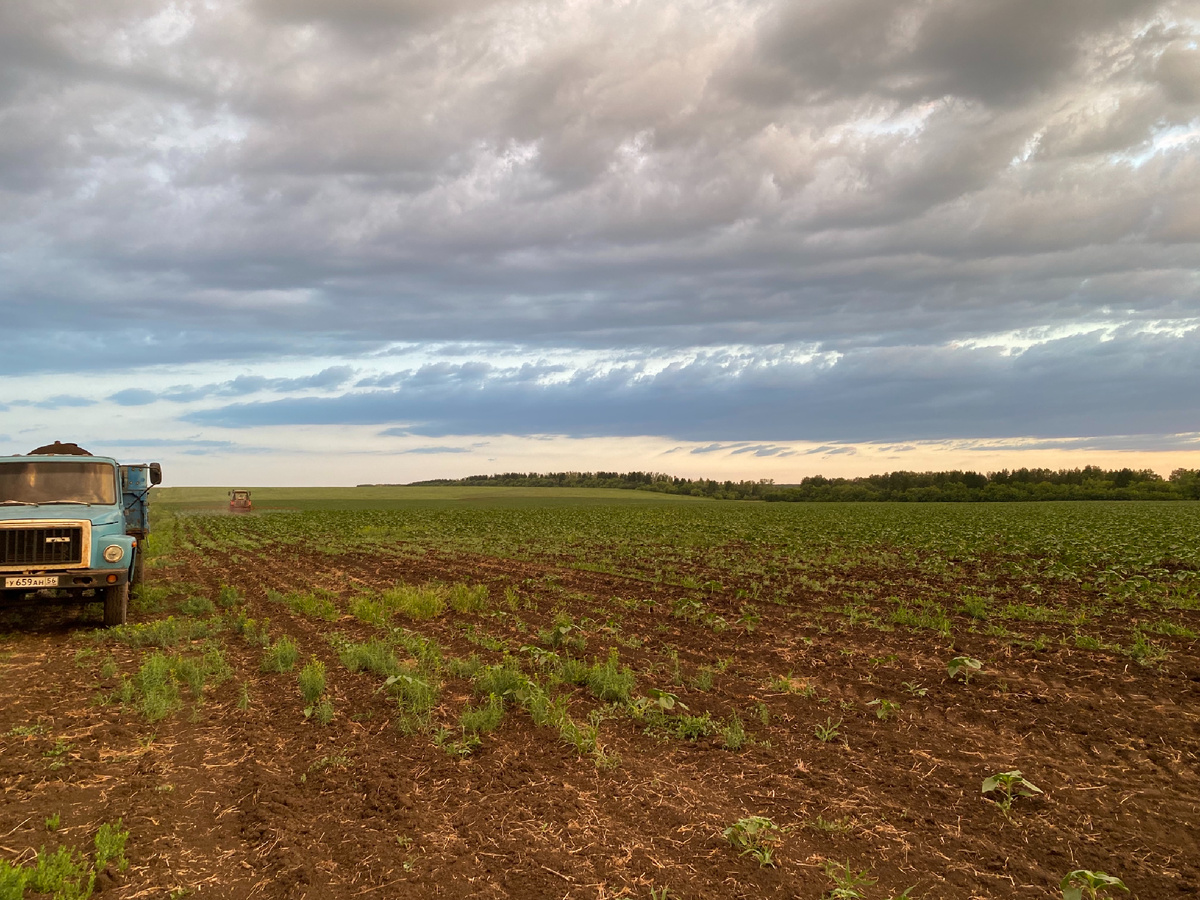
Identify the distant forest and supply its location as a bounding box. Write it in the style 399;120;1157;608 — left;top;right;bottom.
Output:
387;467;1200;502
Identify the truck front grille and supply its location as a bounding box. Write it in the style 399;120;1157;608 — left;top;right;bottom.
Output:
0;526;85;568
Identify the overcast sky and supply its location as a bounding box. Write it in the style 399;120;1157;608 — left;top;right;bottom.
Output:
2;0;1198;485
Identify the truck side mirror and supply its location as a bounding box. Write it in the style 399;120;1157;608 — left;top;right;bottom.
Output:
149;463;162;485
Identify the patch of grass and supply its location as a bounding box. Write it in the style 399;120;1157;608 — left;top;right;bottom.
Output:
891;600;952;636
349;594;391;627
298;657;327;704
769;672;814;696
97;616;220;649
959;594;990;619
447;654;484;679
138;652;182;722
179;595;215;617
460;693;505;735
382;583;446;620
308;698;335;725
393;629;443;673
268;588;339;621
339;640;401;676
387;673;440;734
449;583;489;613
1143;620;1197;639
1126;629;1168;665
807;814;853;834
229;612;270;647
475;660;530;698
721;713;747;750
261;637;300;673
131;584;170;614
585;650;636;704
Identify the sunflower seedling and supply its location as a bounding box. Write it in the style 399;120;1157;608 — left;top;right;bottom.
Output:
645;687;687;712
981;770;1042;817
868;699;900;720
947;655;982;683
1060;870;1128;900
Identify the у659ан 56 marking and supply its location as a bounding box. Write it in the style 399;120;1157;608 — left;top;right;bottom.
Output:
0;441;162;626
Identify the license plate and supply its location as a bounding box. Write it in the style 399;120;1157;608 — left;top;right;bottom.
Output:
3;576;59;588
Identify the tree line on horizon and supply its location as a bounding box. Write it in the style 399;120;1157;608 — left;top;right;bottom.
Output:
376;466;1200;502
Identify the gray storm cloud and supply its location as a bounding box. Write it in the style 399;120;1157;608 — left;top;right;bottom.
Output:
1;0;1198;444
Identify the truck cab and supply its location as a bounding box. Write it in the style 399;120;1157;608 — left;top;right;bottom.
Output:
0;442;161;626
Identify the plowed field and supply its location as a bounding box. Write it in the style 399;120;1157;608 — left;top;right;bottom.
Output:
2;496;1199;899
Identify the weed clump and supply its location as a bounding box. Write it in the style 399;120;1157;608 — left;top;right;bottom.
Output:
179;595;215;617
721;713;747;750
460;694;505;735
268;588;339;621
5;819;130;899
387;673;440;734
217;584;242;608
298;657;327;704
382;584;445;620
585;650;636;704
261;637;300;673
449;583;489;613
339;640;401;676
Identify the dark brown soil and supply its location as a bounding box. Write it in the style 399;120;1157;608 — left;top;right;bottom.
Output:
2;528;1198;900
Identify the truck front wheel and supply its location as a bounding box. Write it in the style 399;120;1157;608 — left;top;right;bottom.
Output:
103;583;128;627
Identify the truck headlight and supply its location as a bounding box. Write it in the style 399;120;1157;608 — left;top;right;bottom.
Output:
103;545;125;563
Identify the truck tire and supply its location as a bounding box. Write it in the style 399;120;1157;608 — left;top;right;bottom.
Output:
131;551;145;594
103;583;128;627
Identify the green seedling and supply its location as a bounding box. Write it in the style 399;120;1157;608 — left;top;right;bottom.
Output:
721;713;747;750
305;698;335;725
981;770;1042;816
815;717;842;742
947;655;982;683
902;681;927;697
45;813;60;831
645;687;687;712
722;815;781;867
807;815;853;833
824;859;877;899
867;699;900;720
1060;870;1129;900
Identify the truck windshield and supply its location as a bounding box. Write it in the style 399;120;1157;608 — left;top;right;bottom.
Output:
0;461;117;505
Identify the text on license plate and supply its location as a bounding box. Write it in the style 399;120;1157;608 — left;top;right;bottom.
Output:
4;576;59;588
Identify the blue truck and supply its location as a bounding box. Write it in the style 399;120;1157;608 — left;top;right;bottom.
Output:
0;441;161;626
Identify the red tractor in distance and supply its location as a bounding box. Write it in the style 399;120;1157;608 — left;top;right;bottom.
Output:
229;489;252;512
